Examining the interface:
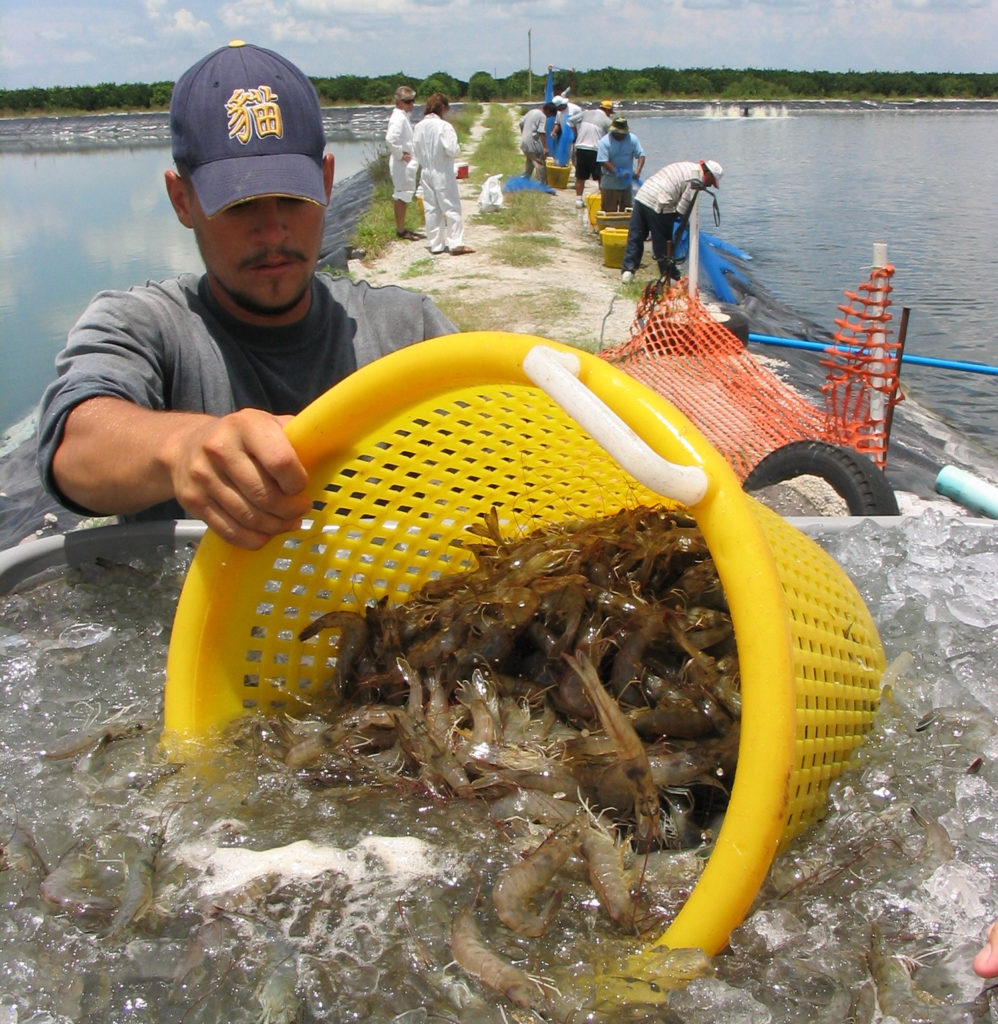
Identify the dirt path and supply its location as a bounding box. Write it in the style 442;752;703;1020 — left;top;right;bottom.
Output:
357;104;638;351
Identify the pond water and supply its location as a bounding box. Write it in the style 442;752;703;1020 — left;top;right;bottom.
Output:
0;133;375;438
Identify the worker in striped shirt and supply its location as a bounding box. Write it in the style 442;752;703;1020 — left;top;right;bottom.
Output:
620;159;722;285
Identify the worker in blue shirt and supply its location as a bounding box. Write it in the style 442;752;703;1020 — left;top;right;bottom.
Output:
596;116;645;212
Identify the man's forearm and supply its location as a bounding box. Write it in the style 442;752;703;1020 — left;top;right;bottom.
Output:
52;396;210;514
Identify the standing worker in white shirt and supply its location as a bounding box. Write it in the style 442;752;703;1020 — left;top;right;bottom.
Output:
385;85;424;241
569;98;612;207
411;93;474;256
619;159;723;284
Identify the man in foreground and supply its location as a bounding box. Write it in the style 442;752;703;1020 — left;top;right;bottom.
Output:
37;41;455;550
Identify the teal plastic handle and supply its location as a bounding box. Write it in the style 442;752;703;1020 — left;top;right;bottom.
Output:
934;465;998;519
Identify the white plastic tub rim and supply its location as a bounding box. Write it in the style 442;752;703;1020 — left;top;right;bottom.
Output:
0;519;206;595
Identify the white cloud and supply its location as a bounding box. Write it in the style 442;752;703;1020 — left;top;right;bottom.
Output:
167;8;211;33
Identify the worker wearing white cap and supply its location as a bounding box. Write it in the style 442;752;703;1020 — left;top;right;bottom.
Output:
620;159;723;284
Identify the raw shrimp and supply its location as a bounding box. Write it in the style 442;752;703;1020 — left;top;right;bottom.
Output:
296;609;370;697
868;922;944;1019
450;906;539;1009
910;805;955;863
579;818;644;933
489;789;581;826
1;820;47;875
455;669;502;746
646;727;740;791
256;943;303;1024
40;842;118;921
40;717;152;760
104;830;165;939
492;825;579;936
668;556;728;610
629;700;716;741
566;652;661;851
283;706;399;769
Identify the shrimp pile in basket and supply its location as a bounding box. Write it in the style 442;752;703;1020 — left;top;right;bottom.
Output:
239;505;740;1006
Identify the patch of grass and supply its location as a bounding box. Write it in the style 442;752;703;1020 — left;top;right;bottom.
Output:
470;104;522;182
435;287;580;335
349;151;411;262
400;257;436;279
478;189;553;233
449;102;482;143
489;233;559;268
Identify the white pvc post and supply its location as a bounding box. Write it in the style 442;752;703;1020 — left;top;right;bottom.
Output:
869;243;888;424
687;196;700;297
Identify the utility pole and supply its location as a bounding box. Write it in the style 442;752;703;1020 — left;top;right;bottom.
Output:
528;29;532;98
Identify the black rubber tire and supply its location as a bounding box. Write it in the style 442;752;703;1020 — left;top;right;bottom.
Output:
710;308;750;344
743;441;900;516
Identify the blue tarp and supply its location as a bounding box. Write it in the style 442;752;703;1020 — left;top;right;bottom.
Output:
696;231;753;304
504;175;556;195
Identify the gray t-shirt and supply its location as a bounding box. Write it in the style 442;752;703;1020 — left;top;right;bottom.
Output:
36;272;456;521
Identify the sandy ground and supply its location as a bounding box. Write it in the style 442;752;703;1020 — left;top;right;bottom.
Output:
357;104;638;351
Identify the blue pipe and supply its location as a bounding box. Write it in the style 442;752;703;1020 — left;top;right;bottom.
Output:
748;333;998;377
935;465;998;518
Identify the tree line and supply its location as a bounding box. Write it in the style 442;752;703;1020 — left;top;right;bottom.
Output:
3;66;996;116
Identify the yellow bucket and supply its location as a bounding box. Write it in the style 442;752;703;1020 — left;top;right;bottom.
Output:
601;227;629;268
164;333;884;966
545;158;571;189
596;209;631;232
585;191;602;227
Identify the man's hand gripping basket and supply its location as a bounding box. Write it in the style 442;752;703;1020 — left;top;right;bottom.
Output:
164;333;885;963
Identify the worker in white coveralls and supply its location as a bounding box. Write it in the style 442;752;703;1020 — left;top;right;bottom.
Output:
411;92;473;256
385;85;424;241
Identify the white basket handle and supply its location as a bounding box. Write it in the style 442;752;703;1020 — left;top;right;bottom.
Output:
522;345;709;507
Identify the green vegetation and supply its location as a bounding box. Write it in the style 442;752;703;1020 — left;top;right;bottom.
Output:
3;66;996;117
437;286;581;338
489;233;560;269
481;190;553;234
466;103;522;182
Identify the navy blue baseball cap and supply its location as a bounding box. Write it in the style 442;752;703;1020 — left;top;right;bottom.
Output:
170;40;327;217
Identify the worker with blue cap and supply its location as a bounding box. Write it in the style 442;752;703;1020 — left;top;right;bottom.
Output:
37;42;455;549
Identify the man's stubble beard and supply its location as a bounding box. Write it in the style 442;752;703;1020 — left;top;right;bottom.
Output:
209;270;312;319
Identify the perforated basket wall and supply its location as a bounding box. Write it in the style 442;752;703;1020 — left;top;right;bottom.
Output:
165;333;884;959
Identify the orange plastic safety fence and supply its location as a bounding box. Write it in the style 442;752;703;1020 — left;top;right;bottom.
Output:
820;265;903;470
600;282;834;480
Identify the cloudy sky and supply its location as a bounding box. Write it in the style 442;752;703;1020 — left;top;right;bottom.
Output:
1;0;994;90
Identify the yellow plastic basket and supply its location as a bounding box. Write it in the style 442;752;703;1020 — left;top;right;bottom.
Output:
164;332;884;963
595;209;631;232
545;158;571;189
